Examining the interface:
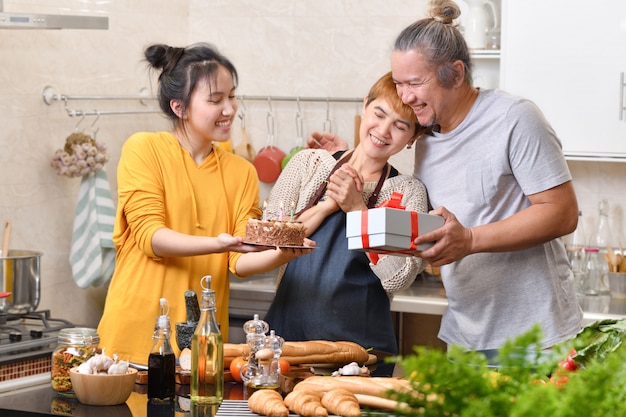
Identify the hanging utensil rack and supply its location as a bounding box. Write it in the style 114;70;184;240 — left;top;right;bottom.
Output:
42;85;159;117
42;85;363;118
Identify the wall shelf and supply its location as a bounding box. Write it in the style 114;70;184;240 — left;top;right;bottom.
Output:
470;49;501;60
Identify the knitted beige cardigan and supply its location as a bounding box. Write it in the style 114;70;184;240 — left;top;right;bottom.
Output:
265;149;429;298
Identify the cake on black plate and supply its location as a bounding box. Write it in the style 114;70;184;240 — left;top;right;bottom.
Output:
245;218;306;247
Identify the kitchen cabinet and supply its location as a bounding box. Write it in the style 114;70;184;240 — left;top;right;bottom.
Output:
472;50;501;90
396;312;447;354
462;0;502;90
501;0;626;160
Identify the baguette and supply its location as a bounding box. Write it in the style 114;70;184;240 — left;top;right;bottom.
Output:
224;340;370;368
354;394;404;411
224;344;247;365
281;341;370;365
294;376;412;398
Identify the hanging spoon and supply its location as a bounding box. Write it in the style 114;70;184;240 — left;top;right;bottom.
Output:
282;105;305;169
234;102;256;161
1;220;11;258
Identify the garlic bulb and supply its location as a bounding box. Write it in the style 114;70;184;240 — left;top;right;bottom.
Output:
107;359;129;375
76;361;93;374
75;350;128;375
331;361;370;377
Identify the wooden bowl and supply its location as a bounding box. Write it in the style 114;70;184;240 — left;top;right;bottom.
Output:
69;367;137;406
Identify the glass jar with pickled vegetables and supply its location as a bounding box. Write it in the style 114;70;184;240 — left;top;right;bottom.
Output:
51;328;100;397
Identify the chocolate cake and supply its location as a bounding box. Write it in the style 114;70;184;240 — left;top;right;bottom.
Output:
245;218;306;247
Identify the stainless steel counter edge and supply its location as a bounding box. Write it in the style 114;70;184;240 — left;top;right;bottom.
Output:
230;275;626;325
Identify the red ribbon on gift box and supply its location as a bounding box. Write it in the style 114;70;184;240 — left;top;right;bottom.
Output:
376;191;406;209
360;192;418;265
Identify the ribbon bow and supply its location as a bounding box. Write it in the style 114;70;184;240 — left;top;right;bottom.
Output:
376;191;405;209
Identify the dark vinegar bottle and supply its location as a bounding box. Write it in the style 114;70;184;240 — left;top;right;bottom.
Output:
148;297;176;401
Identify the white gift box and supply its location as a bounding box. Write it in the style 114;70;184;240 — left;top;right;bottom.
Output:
346;207;444;255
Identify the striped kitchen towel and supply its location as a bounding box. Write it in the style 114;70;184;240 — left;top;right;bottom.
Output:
70;169;116;288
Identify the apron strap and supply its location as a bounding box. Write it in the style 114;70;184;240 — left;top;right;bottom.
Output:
296;150;390;216
367;163;390;209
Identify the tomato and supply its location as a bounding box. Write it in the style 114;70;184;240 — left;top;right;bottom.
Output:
558;348;579;372
562;356;578;372
229;356;246;383
278;359;291;373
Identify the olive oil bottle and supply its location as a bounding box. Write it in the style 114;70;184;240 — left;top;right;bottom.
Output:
191;276;224;404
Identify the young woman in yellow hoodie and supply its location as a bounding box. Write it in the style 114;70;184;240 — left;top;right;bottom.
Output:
97;43;310;365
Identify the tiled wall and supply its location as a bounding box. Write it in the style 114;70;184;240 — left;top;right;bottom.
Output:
0;0;624;331
0;0;186;328
0;355;50;381
567;161;626;246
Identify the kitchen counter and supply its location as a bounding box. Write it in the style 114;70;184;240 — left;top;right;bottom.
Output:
0;381;245;417
0;381;399;417
230;274;626;324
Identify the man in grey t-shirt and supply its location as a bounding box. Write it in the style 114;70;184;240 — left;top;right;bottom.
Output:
389;4;582;350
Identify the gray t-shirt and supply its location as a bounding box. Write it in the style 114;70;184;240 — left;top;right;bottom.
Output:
414;89;583;350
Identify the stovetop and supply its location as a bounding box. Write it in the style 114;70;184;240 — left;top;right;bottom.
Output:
0;310;74;363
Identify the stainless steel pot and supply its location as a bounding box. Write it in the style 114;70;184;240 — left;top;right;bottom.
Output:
0;250;42;314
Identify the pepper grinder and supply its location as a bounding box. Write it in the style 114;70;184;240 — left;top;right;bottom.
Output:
245;329;285;398
265;330;285;379
241;314;269;393
245;347;280;398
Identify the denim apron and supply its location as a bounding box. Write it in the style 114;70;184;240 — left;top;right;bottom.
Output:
264;151;399;358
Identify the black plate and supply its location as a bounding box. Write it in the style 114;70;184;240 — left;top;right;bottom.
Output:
243;242;316;249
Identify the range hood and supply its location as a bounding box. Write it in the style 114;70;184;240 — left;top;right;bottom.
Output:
0;0;108;30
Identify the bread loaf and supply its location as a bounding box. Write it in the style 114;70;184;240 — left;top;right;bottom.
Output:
281;341;370;365
292;377;411;413
224;340;370;368
354;394;403;412
293;376;412;397
225;344;247;362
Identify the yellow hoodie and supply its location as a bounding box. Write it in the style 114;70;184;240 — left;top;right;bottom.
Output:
97;131;260;365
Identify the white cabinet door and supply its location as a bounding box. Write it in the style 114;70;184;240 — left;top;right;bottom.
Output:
501;0;626;159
